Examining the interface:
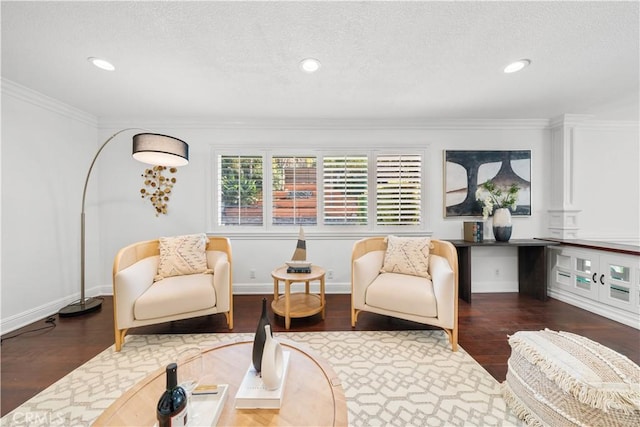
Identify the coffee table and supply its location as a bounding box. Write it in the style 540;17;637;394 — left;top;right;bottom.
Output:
92;339;347;426
271;265;326;329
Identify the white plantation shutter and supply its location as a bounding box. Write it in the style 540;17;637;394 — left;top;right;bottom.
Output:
272;156;317;226
218;155;263;226
322;155;368;225
376;154;422;225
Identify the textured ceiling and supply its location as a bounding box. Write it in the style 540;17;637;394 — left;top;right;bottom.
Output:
2;1;638;121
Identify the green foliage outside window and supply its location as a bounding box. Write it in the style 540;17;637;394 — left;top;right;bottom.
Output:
220;157;263;207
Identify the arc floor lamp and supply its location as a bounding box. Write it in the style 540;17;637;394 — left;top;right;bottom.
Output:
58;129;189;317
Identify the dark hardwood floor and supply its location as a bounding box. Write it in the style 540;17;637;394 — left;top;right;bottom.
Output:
2;293;639;417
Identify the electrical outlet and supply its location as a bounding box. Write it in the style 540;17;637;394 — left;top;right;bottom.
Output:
495;268;500;277
250;269;256;279
327;270;334;280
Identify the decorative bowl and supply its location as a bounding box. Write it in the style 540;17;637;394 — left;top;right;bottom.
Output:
285;261;312;268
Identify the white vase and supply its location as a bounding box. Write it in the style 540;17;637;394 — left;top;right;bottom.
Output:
260;325;284;390
492;208;512;242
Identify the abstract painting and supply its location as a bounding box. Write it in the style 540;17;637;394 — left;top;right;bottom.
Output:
444;150;531;217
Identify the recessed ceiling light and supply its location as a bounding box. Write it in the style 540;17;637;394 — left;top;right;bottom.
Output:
299;58;321;73
504;59;531;74
88;57;115;71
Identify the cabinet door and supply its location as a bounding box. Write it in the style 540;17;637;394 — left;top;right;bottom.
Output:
570;251;600;299
550;248;573;293
598;254;639;313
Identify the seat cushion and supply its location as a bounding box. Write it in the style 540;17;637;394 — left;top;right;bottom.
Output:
134;273;216;320
365;272;437;318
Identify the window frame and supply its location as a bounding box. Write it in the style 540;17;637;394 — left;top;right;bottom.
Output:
211;147;428;234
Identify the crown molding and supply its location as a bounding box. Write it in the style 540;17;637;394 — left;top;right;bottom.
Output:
579;120;639;130
1;78;97;127
550;113;638;130
98;117;552;131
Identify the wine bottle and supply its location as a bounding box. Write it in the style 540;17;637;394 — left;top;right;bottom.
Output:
157;363;188;427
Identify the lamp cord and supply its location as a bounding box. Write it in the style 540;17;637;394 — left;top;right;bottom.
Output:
1;317;57;344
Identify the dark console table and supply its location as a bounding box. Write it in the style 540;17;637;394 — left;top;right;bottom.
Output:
448;239;558;303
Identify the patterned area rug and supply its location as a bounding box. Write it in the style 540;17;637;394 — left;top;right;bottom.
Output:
2;330;521;426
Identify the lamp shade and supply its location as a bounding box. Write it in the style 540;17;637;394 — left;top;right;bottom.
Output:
132;133;189;167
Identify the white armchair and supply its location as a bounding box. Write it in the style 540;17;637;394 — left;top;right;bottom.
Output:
112;236;233;351
351;237;459;351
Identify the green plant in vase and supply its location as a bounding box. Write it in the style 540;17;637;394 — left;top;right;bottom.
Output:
475;181;520;241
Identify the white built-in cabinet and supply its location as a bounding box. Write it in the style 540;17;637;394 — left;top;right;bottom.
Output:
548;245;640;329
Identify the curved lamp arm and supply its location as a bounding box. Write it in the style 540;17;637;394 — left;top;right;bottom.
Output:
79;128;140;309
81;128;139;215
60;129;189;317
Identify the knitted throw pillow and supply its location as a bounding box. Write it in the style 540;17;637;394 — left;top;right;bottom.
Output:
155;233;210;281
380;235;432;279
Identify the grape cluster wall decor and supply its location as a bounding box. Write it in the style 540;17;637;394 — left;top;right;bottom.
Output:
140;166;177;216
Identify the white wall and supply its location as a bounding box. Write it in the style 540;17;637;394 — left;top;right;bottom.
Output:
2;80;638;332
1;80;98;330
94;122;550;296
573;124;640;244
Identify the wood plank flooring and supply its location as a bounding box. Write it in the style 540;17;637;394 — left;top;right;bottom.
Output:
2;293;639;417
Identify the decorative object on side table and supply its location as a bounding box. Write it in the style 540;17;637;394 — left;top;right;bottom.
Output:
287;227;311;273
291;226;307;260
251;298;271;373
476;181;520;242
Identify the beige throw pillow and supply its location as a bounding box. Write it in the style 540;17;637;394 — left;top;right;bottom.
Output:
380;235;432;279
155;233;210;281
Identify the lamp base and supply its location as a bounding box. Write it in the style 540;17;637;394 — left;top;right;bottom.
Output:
58;297;103;317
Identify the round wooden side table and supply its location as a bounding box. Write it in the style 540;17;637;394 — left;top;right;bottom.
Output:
271;265;326;329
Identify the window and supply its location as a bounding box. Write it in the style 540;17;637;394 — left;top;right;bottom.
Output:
376;154;422;225
215;150;424;230
322;155;368;225
219;155;263;226
272;156;317;225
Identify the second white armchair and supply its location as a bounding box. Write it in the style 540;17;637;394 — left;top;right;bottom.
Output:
351;236;459;351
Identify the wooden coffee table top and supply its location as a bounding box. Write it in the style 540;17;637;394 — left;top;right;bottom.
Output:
92;339;347;427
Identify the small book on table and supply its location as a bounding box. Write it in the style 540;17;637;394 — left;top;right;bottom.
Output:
286;267;311;274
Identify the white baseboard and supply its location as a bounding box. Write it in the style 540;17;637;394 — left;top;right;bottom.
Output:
472;280;518;293
98;282;352;296
2;282;351;335
1;301;61;334
1;285;106;334
3;279;526;335
548;288;640;329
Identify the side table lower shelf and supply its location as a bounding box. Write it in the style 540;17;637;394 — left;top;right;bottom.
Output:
272;293;324;319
